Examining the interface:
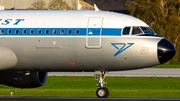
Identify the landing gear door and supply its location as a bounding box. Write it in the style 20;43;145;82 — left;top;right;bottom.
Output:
86;17;103;49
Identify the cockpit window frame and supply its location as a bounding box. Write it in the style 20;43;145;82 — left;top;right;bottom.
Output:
121;26;155;36
121;26;133;36
140;26;155;35
131;26;144;35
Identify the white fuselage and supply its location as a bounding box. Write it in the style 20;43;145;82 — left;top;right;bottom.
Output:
0;10;171;71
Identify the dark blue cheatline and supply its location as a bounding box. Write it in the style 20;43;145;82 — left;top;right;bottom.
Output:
0;28;122;36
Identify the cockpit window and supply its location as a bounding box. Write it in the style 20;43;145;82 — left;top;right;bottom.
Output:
122;26;155;36
140;27;154;35
132;27;143;35
122;27;130;35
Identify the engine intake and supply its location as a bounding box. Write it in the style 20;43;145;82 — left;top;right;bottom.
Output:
0;71;47;88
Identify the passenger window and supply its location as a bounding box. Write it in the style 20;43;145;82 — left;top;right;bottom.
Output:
122;27;130;35
45;29;49;34
60;29;64;34
23;29;26;34
0;29;4;34
38;29;42;34
68;29;72;34
76;29;80;34
53;29;57;34
30;29;34;34
132;27;143;35
8;29;11;34
15;29;19;34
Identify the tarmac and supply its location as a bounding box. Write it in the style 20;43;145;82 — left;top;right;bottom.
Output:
0;96;180;101
48;68;180;77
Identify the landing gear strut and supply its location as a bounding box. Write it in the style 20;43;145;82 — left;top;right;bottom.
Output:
94;71;109;98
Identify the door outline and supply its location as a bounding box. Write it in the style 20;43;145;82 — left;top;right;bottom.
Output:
86;17;103;49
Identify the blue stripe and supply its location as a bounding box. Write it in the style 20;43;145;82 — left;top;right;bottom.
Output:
0;28;122;36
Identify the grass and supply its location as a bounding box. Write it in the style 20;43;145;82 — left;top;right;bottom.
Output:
0;76;180;98
151;64;180;68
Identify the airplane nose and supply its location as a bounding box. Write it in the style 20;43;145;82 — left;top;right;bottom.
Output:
158;39;176;64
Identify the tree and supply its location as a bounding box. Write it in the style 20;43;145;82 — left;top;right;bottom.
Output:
79;0;94;10
27;7;34;10
71;0;77;10
126;0;180;63
29;0;47;9
48;0;72;10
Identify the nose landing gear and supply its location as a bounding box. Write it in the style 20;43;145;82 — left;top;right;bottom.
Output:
94;71;109;98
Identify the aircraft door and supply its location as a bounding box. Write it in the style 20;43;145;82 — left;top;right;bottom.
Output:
86;17;103;49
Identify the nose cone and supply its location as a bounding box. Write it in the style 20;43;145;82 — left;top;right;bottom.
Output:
158;39;176;64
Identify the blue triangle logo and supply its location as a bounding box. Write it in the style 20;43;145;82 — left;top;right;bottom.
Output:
111;43;134;57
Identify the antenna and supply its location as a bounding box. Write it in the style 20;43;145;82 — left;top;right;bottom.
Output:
94;4;99;12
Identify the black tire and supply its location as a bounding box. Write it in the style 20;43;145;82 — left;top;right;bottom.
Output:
96;87;109;98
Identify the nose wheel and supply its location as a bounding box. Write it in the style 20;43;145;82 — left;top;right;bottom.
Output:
96;87;109;98
94;71;109;98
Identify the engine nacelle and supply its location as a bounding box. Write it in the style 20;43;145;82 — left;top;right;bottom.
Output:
0;71;47;88
0;47;17;70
